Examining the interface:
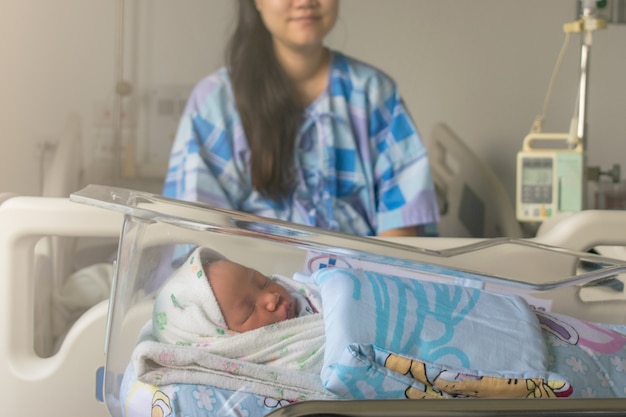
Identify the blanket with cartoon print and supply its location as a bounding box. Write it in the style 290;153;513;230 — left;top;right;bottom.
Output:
314;267;626;399
121;267;626;417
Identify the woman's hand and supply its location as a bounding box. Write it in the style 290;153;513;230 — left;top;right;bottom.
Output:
377;226;418;237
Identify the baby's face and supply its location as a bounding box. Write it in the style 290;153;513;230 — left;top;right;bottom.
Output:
207;260;297;332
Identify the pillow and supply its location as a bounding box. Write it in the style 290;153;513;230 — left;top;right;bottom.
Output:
314;267;571;399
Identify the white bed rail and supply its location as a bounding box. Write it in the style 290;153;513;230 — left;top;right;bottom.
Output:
0;196;122;417
533;210;626;255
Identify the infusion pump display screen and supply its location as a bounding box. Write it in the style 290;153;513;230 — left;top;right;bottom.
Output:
521;157;553;204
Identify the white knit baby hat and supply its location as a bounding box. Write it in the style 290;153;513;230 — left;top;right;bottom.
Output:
152;246;231;345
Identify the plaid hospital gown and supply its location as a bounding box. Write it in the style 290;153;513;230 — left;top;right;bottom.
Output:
163;51;439;236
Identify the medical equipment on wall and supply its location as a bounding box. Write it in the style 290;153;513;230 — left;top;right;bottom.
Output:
515;0;618;223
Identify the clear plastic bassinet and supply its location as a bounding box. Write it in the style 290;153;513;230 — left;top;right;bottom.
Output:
71;184;626;417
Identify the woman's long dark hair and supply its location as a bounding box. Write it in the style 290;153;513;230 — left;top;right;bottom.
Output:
226;0;303;200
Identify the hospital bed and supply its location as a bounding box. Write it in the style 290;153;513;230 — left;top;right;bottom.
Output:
1;185;626;417
428;123;524;239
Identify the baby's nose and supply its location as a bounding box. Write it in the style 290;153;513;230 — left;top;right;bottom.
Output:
262;291;280;311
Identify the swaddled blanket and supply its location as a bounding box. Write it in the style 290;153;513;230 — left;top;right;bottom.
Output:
130;262;626;413
125;251;626;417
132;315;332;401
314;267;573;399
134;264;572;401
133;248;332;401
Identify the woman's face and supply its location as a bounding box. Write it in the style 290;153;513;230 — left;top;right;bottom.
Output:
254;0;339;52
207;260;297;332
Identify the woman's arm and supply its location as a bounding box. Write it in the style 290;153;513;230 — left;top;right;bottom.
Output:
377;226;418;237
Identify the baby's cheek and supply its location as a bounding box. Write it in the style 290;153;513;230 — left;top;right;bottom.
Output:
263;312;284;328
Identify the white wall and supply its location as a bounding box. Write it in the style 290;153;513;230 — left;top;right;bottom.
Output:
1;0;116;194
2;0;625;207
333;0;626;204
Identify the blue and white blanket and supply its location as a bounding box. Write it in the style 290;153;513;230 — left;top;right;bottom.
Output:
314;267;572;399
123;266;626;417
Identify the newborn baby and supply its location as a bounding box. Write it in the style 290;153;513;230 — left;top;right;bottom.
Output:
136;247;328;398
205;253;318;332
152;246;321;345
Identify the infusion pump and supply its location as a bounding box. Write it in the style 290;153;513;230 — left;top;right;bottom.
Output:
516;133;584;222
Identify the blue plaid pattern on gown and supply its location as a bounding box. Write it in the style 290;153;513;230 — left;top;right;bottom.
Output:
163;51;439;236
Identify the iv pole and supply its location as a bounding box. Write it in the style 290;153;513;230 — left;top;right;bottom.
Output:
575;1;622;207
574;0;612;208
578;2;594;209
577;9;591;149
515;2;607;224
576;0;605;150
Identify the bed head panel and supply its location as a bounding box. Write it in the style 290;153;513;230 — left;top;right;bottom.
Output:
428;123;523;238
0;196;122;417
